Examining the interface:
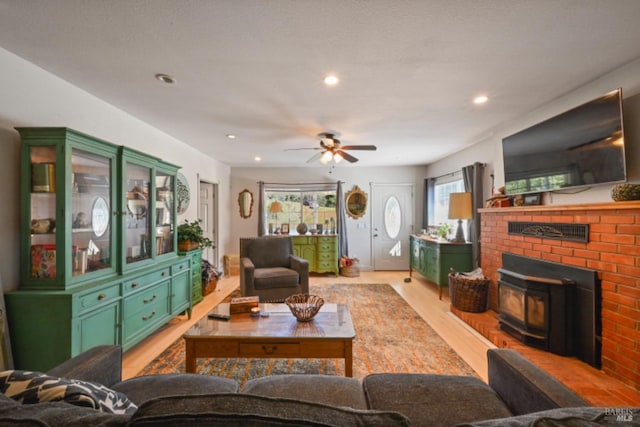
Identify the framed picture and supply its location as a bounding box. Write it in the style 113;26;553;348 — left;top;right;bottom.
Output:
523;193;541;206
281;223;289;234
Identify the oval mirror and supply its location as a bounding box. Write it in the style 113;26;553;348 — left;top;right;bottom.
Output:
238;189;254;219
345;185;367;219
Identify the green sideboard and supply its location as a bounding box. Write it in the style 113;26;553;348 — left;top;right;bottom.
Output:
292;235;338;276
409;235;472;299
178;248;203;306
6;127;192;371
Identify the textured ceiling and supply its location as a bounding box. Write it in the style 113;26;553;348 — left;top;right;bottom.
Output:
1;0;640;167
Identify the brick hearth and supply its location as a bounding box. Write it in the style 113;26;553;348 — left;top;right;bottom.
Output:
478;201;640;392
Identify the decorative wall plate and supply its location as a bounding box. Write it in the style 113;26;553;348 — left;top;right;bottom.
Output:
176;172;190;215
91;196;110;237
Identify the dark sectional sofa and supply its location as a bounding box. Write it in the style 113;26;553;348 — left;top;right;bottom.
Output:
0;345;636;426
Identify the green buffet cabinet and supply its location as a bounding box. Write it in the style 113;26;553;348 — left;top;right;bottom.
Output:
178;248;203;306
292;235;339;276
6;127;192;371
409;235;472;299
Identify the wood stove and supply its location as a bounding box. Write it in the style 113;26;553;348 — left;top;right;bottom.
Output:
497;253;601;368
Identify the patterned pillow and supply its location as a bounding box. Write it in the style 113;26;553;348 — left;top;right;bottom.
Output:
0;370;137;415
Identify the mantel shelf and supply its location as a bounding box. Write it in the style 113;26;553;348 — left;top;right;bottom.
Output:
479;200;640;214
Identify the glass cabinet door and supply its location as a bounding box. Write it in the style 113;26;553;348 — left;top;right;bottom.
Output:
155;171;175;255
71;149;113;276
124;162;152;264
29;146;57;279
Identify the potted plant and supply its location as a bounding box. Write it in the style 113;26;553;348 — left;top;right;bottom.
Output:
437;223;452;241
177;219;214;252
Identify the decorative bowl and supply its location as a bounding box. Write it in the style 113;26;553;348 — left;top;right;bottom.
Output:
284;294;324;322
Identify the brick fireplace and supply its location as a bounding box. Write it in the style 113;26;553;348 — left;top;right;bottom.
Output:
479;200;640;391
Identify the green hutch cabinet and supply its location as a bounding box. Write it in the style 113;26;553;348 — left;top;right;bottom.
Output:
409;235;472;299
6;127;193;371
292;235;338;275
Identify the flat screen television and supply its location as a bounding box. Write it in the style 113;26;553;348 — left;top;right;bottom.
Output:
502;88;626;195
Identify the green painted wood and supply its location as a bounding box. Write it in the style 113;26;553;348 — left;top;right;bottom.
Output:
79;302;120;353
17;127;120;290
292;235;338;275
122;280;171;348
178;248;202;306
409;235;472;289
10;127;189;371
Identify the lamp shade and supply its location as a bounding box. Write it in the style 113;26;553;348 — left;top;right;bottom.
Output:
448;192;473;220
269;201;283;214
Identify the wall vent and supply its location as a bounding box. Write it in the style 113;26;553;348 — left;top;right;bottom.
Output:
508;222;589;243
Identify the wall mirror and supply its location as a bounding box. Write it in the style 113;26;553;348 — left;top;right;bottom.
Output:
345;185;367;219
238;189;254;219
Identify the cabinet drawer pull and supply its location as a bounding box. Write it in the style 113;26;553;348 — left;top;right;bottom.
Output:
143;294;157;303
261;345;277;355
131;282;138;288
97;293;106;300
161;271;167;277
142;311;156;321
180;265;184;270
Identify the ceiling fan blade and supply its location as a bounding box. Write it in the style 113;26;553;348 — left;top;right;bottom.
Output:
306;152;324;163
336;150;359;163
339;145;377;151
285;147;322;151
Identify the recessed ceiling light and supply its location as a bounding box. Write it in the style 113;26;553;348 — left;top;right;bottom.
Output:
226;134;236;139
474;95;489;104
254;156;261;162
323;75;339;86
155;73;175;84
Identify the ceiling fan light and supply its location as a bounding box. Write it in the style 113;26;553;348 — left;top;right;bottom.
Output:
320;151;333;164
333;152;343;163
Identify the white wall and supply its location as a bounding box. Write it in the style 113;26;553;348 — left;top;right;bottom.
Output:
230;165;428;270
426;58;640;205
0;47;231;292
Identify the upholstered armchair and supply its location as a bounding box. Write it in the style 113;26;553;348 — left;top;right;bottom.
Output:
239;236;309;302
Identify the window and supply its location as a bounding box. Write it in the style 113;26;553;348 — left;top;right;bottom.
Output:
429;171;466;231
264;184;336;235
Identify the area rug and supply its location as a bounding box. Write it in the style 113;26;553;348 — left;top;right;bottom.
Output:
138;283;477;385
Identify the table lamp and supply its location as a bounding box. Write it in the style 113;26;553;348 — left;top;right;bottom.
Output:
448;192;473;243
269;201;283;233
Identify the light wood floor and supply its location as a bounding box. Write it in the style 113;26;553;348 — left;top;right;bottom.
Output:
122;271;494;381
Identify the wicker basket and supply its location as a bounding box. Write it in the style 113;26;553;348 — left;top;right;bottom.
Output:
340;265;360;277
448;269;489;313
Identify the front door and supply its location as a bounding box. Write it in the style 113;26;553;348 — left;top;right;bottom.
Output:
371;183;414;270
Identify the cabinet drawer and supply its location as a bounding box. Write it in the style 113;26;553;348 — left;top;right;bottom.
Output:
318;244;336;253
292;236;310;245
239;342;301;357
123;268;170;294
123;298;170;342
317;236;336;244
172;260;190;275
192;275;202;287
317;251;335;262
78;285;120;312
317;260;336;271
124;281;170;316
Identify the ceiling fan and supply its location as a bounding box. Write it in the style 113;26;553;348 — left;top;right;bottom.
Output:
287;132;377;164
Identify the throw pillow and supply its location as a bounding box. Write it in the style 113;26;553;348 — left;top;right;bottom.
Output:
0;370;137;415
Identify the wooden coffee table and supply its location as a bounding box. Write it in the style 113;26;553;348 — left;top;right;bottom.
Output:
183;302;356;376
